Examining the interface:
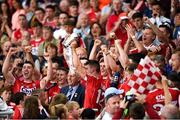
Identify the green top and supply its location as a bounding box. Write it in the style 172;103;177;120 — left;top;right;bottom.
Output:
38;38;59;56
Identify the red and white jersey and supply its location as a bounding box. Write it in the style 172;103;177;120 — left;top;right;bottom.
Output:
83;75;104;111
13;79;40;95
30;38;44;56
146;88;180;113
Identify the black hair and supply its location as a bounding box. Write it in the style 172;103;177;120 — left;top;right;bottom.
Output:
23;61;34;68
168;71;180;82
90;22;102;36
69;0;79;7
35;7;45;13
132;12;143;20
58;67;69;74
46;4;55;11
18;14;26;19
59;11;69;17
151;1;161;8
81;108;96;119
87;60;100;73
129;103;145;119
13;92;26;105
159;24;173;39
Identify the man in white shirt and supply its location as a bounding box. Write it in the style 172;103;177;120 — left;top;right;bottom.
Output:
149;2;171;27
102;87;124;120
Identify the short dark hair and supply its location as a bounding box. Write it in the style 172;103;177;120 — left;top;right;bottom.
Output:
87;60;100;73
13;92;26;105
69;0;79;7
35;7;45;13
24;61;34;68
59;12;69;17
46;5;55;11
81;108;96;119
159;24;172;39
129;103;145;119
58;67;69;74
151;1;161;8
18;14;26;18
132;12;143;20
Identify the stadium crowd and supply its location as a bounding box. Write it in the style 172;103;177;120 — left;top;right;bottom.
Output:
0;0;180;119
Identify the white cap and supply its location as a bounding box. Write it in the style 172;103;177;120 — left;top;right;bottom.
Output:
104;87;124;99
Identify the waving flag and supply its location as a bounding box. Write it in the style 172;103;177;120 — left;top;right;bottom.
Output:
122;56;161;94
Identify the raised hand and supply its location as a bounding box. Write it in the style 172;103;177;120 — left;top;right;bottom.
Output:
125;24;136;39
109;32;117;39
94;39;102;47
8;47;18;56
115;39;122;45
100;44;108;53
24;46;32;53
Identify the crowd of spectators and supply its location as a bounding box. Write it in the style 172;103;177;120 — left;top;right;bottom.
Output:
0;0;180;119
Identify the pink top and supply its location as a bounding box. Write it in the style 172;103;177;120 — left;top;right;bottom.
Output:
11;9;26;30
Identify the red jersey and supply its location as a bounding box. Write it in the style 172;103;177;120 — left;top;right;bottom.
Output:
146;88;180;113
101;76;110;91
13;79;40;95
83;75;104;111
13;106;22;119
45;81;60;99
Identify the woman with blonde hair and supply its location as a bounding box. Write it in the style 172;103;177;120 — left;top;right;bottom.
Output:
50;104;68;119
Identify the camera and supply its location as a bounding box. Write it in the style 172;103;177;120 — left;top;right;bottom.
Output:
125;94;136;102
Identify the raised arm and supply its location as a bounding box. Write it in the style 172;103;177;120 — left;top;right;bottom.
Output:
40;55;52;89
89;39;102;60
101;45;119;72
24;46;41;80
2;47;17;85
125;24;146;53
144;17;168;44
115;40;129;69
161;75;172;105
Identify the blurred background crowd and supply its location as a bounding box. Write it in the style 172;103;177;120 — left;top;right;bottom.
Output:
0;0;180;119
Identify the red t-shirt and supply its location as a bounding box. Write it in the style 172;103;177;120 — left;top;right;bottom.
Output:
45;81;60;99
13;79;40;95
101;76;110;91
146;88;180;113
13;106;22;120
83;75;104;111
